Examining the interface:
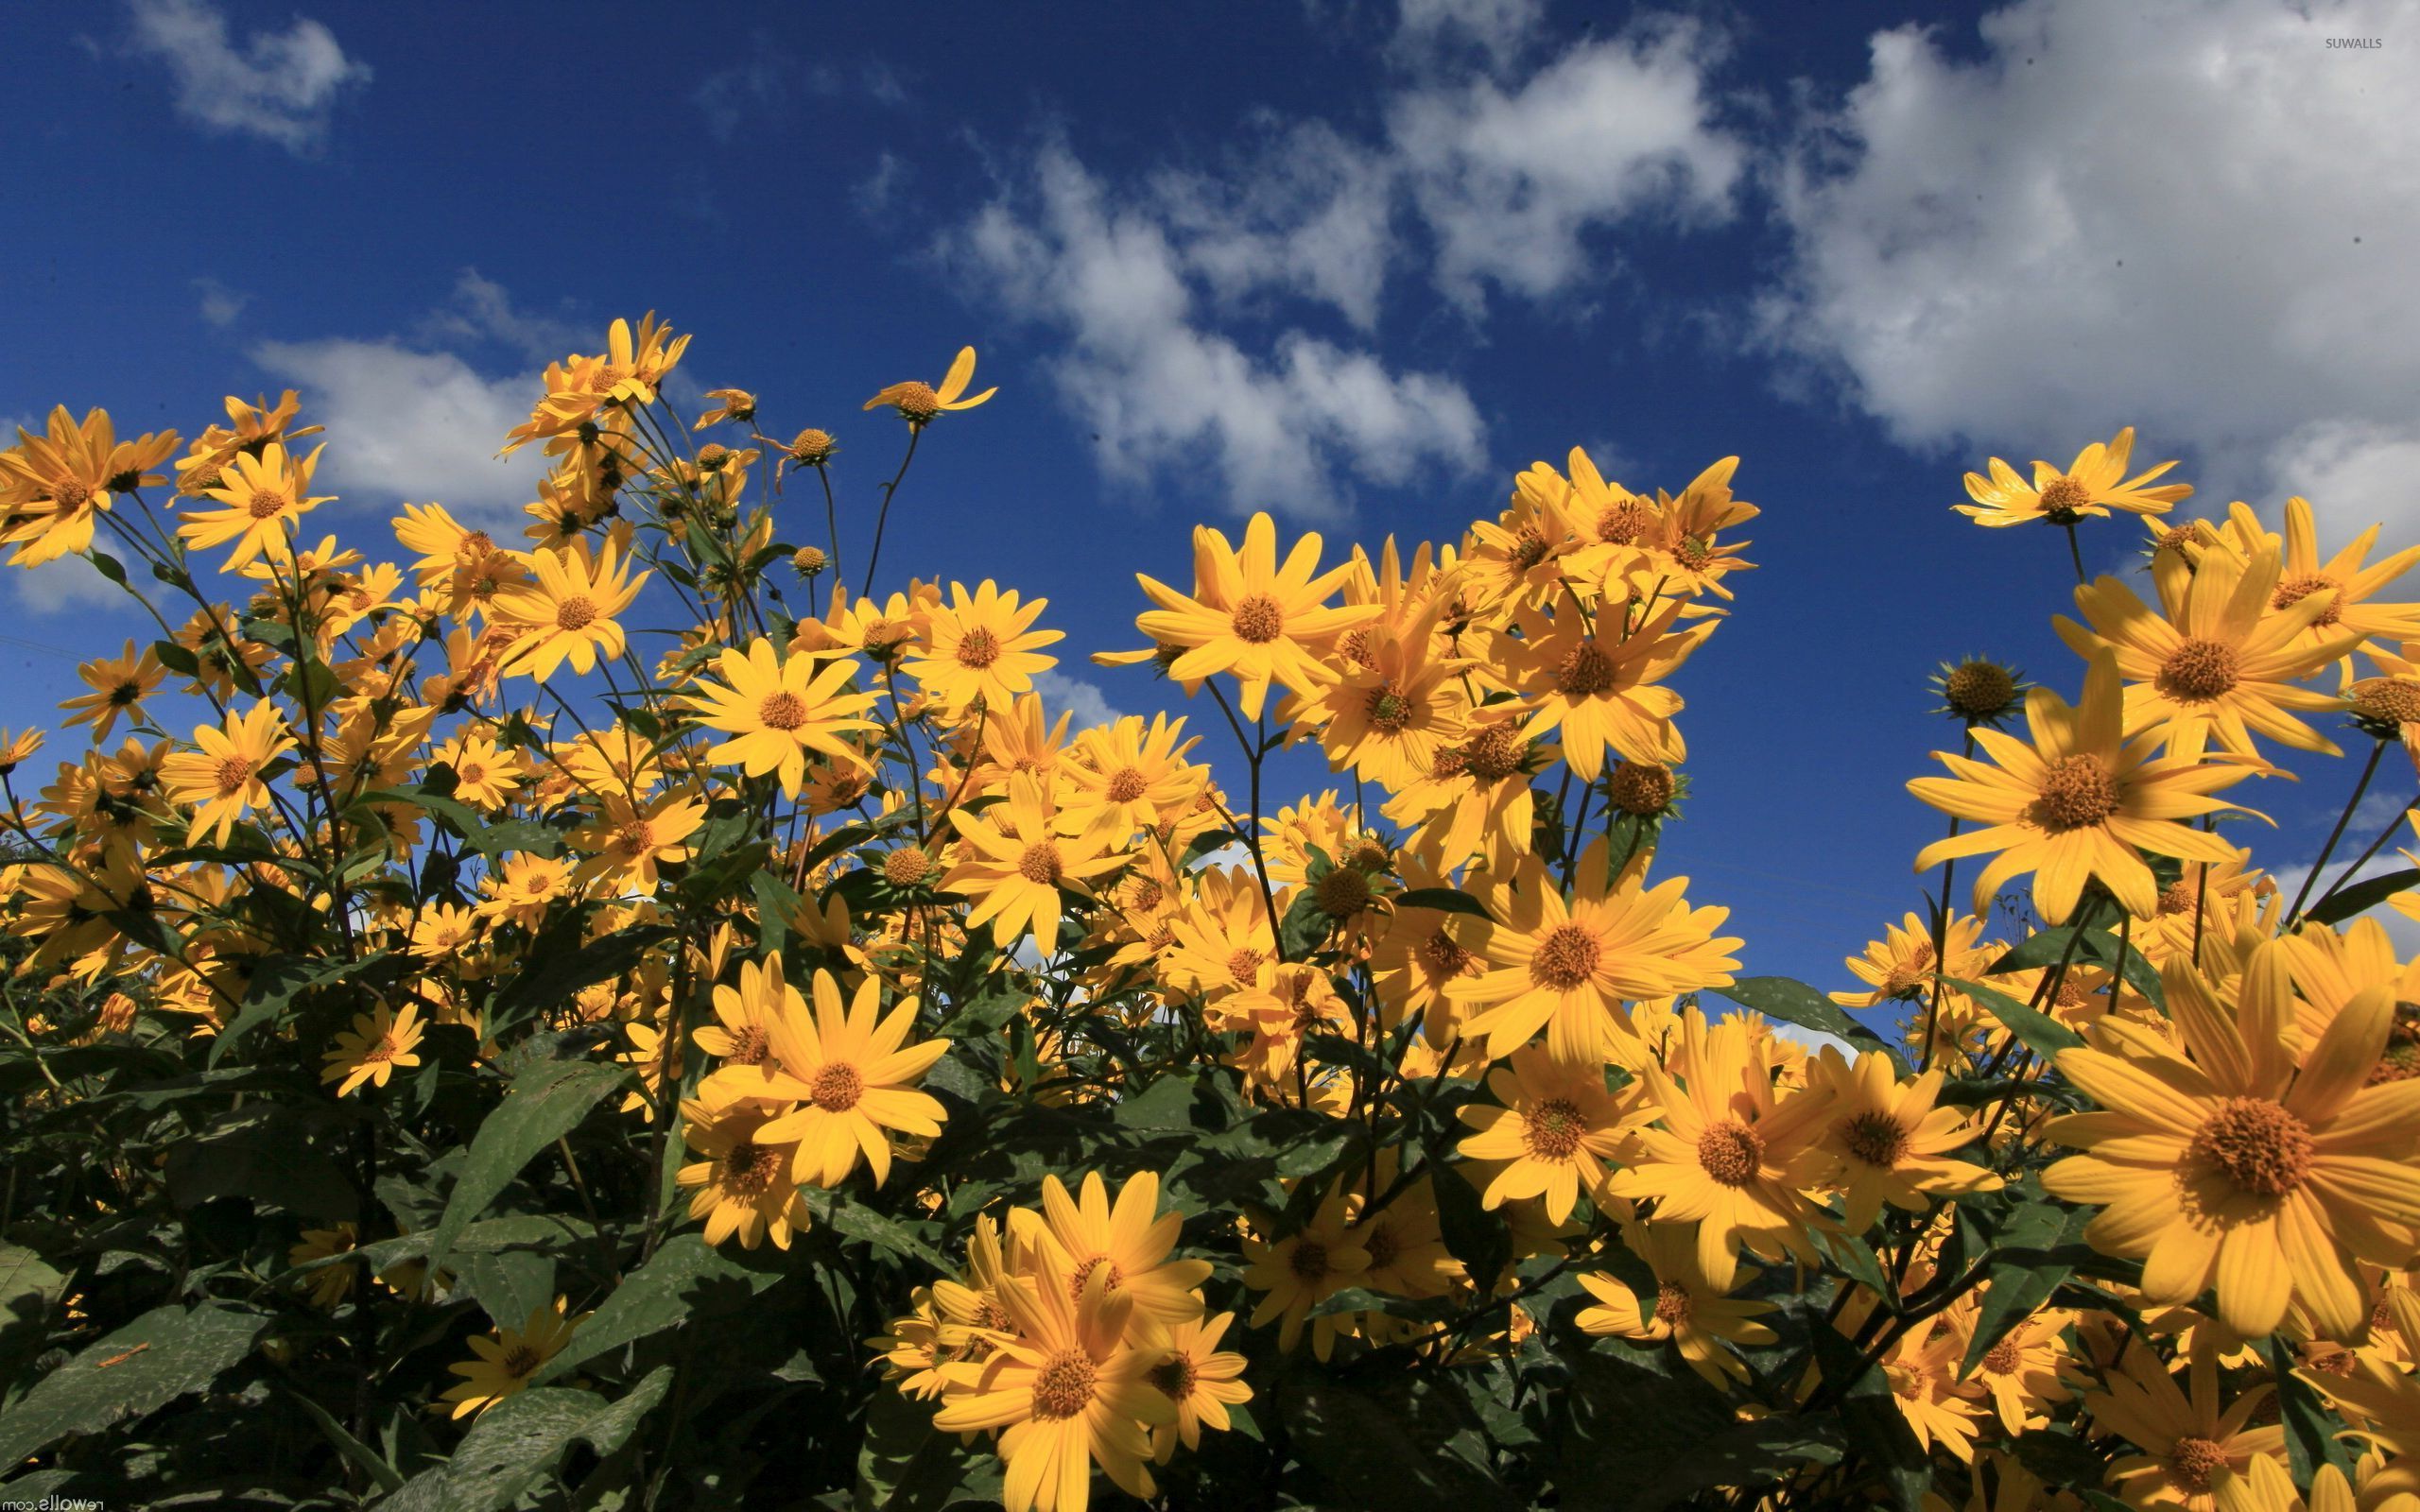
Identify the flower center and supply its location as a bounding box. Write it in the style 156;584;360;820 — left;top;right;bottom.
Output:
2156;878;2198;916
1230;594;1285;644
882;849;932;885
1360;1221;1401;1271
1981;1337;2022;1375
810;1062;863;1112
55;479;93;510
1556;643;1616;698
1067;1255;1126;1301
248;489;290;520
2036;476;2093;520
1337;627;1376;668
2350;678;2420;727
2167;1436;2228;1495
1123;874;1164;911
2157;637;2240;702
1598;501;1652;544
1316;868;1372;918
1366;682;1416;733
727;1025;770;1066
1697;1120;1764;1186
1608;761;1674;816
1289;1240;1330;1283
758;691;810;730
1016;841;1063;885
555;595;599;631
1148;1353;1199;1402
1422;930;1473;976
1880;944;1937;1000
214;756;254;795
2273;573;2342;625
1653;1281;1691;1325
502;1344;542;1378
1523;1098;1586;1160
615;820;655;854
1030;1349;1098;1420
1529;923;1602;992
722;1139;784;1196
1226;946;1267;985
458;531;495;563
2190;1096;2314;1197
1841;1111;1910;1169
889;381;942;422
2033;754;2118;832
1106;767;1149;803
955;627;1002;669
1511;526;1552;571
1944;661;2018;720
1463;725;1525;782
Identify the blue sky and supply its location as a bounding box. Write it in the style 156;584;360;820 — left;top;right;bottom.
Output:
6;0;2417;1015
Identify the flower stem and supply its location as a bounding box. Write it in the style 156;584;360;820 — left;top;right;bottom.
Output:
2290;737;2387;924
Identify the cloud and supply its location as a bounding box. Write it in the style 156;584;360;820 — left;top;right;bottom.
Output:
1392;0;1547;72
194;277;248;328
950;144;1485;521
416;269;587;364
694;45;906;141
126;0;371;154
1031;670;1126;731
13;554;131;616
1759;0;2420;529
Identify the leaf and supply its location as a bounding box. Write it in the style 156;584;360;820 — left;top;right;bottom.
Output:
1112;1071;1211;1133
2267;1334;2356;1485
2306;867;2420;926
426;1058;626;1277
528;1235;760;1387
162;1103;361;1220
824;1199;953;1272
1393;886;1493;919
1552;1348;1738;1512
0;1302;268;1467
1960;1201;2093;1379
1942;976;2085;1059
1432;1159;1512;1296
1809;1316;1927;1512
855;1380;1003;1512
485;919;674;1040
1628;1414;1846;1511
208;952;391;1066
0;1245;66;1398
1991;924;2165;1012
285;1384;406;1493
363;784;564;860
426;1366;672;1512
1280;1370;1520;1512
1704;977;1909;1072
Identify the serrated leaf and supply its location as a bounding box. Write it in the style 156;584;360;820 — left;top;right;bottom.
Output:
529;1235;760;1386
0;1302;268;1466
427;1058;626;1277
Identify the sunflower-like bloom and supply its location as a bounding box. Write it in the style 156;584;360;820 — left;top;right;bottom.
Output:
319;1001;424;1098
942;772;1130;954
933;1256;1172;1512
905;579;1063;713
1135;512;1378;722
160;701;296;846
1240;1181;1370;1357
1576;1220;1778;1388
755;963;948;1190
1804;1049;2001;1231
177;440;334;573
865;345;996;425
1455;1044;1636;1222
0;405;176;567
59;641;164;743
1010;1171;1214;1325
1061;713;1203;842
675;1097;811;1250
1508;597;1707;782
2043;946;2420;1339
694;954;803;1107
1832;910;1995;1009
492;537;649;681
1142;1313;1253;1465
570;793;705;890
439;1298;589;1419
679;637;879;798
1447;844;1740;1064
1604;1008;1835;1288
2080;1342;2284;1512
1956;426;2193;528
2058;544;2360;761
1908;651;2253;922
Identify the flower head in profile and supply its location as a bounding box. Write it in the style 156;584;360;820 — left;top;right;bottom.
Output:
866;346;996;426
1135;512;1378;721
1577;1220;1778;1388
1957;426;2192;528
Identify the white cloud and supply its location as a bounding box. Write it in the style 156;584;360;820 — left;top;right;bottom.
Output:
950;144;1485;521
416;269;586;364
1760;0;2420;529
126;0;371;154
13;554;131;616
694;46;906;141
194;277;248;328
248;338;545;522
1392;0;1547;72
1030;670;1126;731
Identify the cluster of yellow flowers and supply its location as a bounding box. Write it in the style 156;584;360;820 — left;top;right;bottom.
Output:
12;309;2420;1511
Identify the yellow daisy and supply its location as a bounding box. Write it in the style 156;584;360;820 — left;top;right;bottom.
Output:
754;965;948;1190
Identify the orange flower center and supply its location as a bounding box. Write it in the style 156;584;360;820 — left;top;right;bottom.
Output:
1123;874;1164;911
1230;594;1285;644
55;479;94;510
1106;767;1149;803
810;1062;863;1112
1529;923;1602;991
2155;878;2198;916
1030;1349;1098;1420
1880;944;1937;1000
2033;754;2118;832
882;849;932;885
727;1025;770;1066
1422;930;1474;976
1016;841;1063;885
1288;1239;1330;1282
1523;1097;1586;1160
1556;642;1616;698
1608;761;1674;816
1981;1337;2022;1375
1316;868;1372;919
214;756;255;796
2190;1096;2314;1197
1463;724;1526;782
758;691;810;730
1697;1119;1764;1186
2036;476;2092;519
1067;1255;1126;1301
2167;1436;2228;1495
2350;677;2420;727
888;381;942;422
1841;1111;1910;1169
1366;682;1416;733
722;1139;784;1196
1653;1280;1691;1325
458;531;495;563
555;595;599;631
2157;637;2240;702
955;627;1002;669
248;489;290;520
615;820;655;854
2273;572;2342;625
1599;501;1652;544
1226;946;1267;985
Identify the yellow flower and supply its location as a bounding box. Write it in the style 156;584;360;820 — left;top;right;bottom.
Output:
1447;844;1740;1064
675;1097;811;1250
1956;426;2193;528
941;771;1130;954
439;1297;588;1419
177;440;334;572
1010;1171;1214;1325
492;537;649;681
694;387;757;428
0;405;175;566
864;345;996;425
754;964;948;1189
160;701;296;846
320;1001;424;1097
2043;948;2420;1338
906;578;1063;713
1509;596;1707;781
1135;511;1378;722
1142;1312;1253;1465
1805;1049;2002;1232
473;853;573;928
1455;1044;1634;1222
59;641;164;742
0;727;43;777
680;637;879;798
1576;1220;1778;1388
1241;1181;1370;1356
433;732;528;809
1834;910;1994;1009
2081;1342;2284;1512
1061;713;1203;842
1908;650;2254;922
571;793;706;890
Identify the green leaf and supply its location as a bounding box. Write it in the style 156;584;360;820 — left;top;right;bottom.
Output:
1809;1316;1927;1512
0;1302;268;1467
1432;1159;1512;1296
363;785;564;860
855;1380;1002;1511
485;919;674;1040
427;1058;626;1277
1552;1348;1737;1512
1960;1201;2092;1379
1628;1414;1846;1511
824;1198;953;1272
285;1384;406;1493
1280;1370;1520;1512
424;1366;672;1512
0;1245;66;1400
163;1103;361;1220
1942;976;2086;1059
2267;1334;2356;1485
1704;977;1909;1072
1991;924;2165;1012
2306;867;2420;926
208;951;390;1066
529;1235;760;1387
1393;886;1492;920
